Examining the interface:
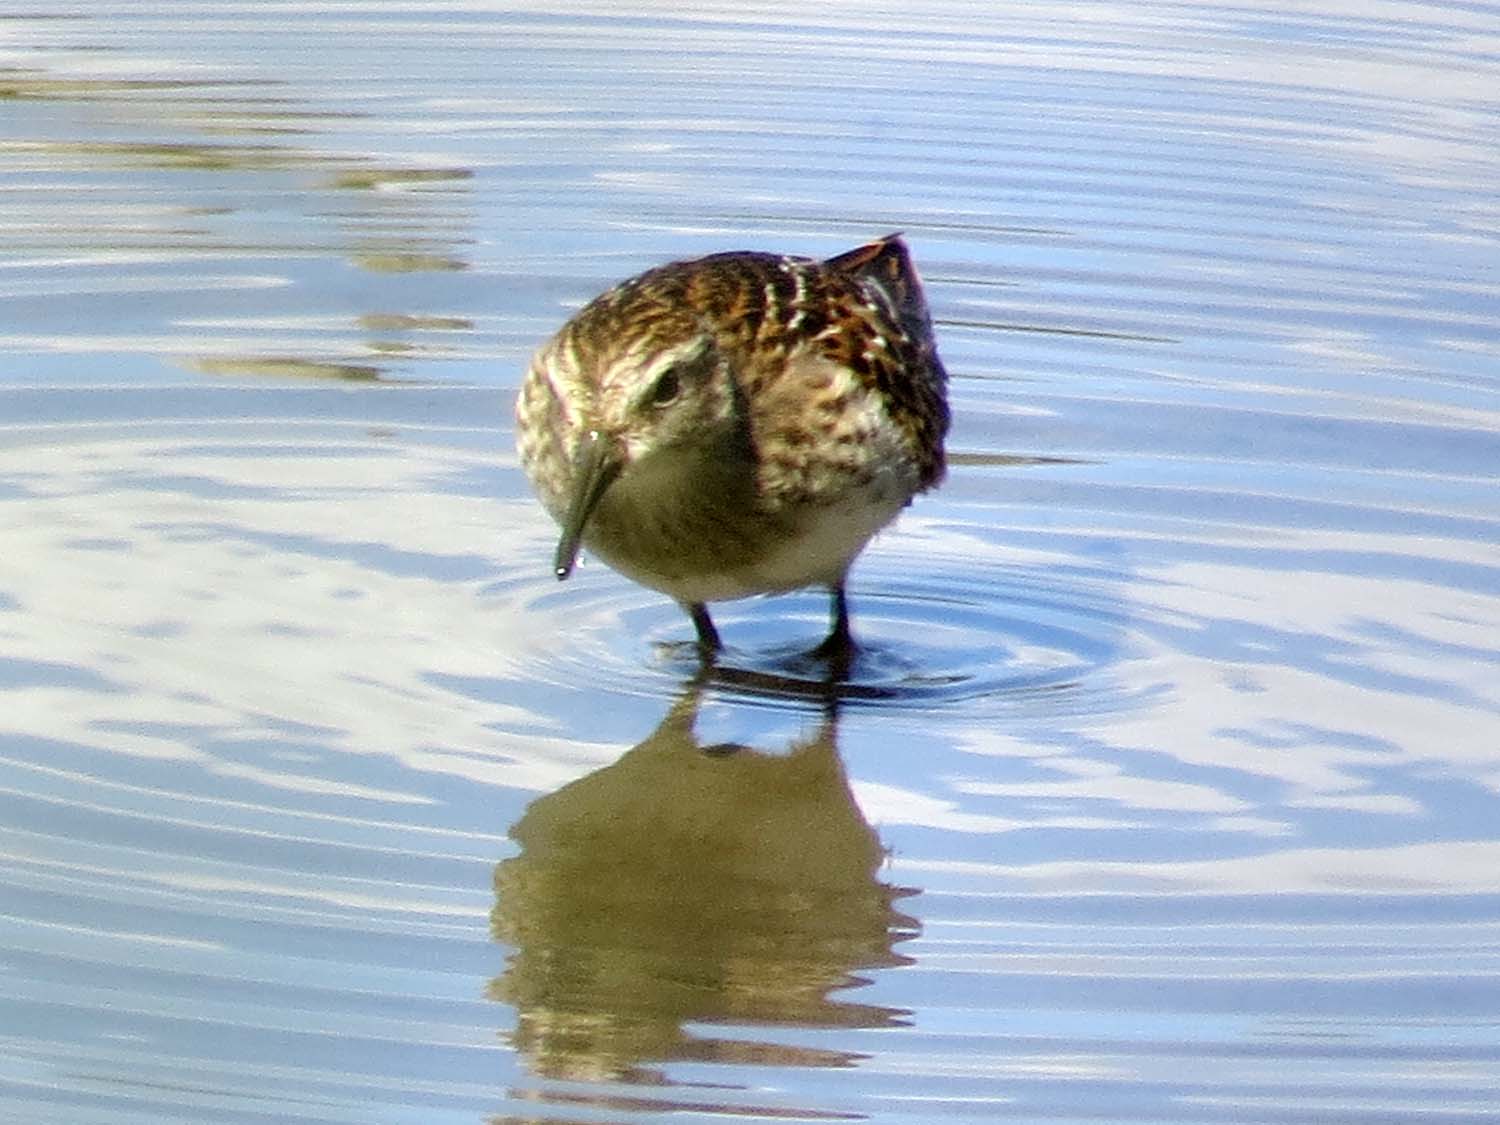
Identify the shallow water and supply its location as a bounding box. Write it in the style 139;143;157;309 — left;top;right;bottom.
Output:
3;3;1499;1122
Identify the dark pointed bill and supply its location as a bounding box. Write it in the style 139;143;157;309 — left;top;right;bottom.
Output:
553;429;620;580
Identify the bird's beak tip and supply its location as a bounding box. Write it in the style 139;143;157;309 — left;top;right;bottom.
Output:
550;430;619;583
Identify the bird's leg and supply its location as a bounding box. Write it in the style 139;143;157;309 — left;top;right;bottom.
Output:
828;583;852;650
687;602;721;657
810;582;854;675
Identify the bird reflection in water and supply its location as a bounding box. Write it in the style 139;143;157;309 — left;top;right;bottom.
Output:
489;673;917;1085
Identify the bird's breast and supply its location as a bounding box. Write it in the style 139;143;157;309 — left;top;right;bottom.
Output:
583;457;912;605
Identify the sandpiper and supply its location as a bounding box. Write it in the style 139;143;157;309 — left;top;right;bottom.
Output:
515;233;949;656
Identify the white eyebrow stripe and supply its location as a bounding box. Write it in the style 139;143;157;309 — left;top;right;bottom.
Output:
613;336;713;404
537;352;584;428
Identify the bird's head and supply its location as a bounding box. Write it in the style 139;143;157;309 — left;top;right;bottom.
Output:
518;306;751;581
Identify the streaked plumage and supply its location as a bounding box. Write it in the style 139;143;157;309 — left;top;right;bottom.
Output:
515;233;949;656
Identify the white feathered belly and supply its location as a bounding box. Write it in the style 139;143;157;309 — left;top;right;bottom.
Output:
627;484;911;605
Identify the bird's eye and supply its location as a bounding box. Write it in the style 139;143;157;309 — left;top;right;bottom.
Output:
648;369;681;407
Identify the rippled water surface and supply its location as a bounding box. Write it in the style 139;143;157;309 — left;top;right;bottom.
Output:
3;3;1499;1122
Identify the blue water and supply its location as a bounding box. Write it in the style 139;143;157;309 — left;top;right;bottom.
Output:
1;3;1498;1122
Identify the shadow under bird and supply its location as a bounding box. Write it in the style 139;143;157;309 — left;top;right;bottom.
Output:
516;233;950;656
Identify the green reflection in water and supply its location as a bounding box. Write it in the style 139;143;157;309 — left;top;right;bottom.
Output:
349;251;469;274
330;167;474;191
491;680;917;1084
4;52;476;384
187;356;382;381
5;137;329;172
0;73;250;101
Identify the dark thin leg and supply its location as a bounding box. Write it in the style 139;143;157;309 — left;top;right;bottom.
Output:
828;583;852;651
810;582;854;674
687;602;721;655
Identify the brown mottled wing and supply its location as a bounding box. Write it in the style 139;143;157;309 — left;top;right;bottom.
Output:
823;233;930;347
820;235;949;489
